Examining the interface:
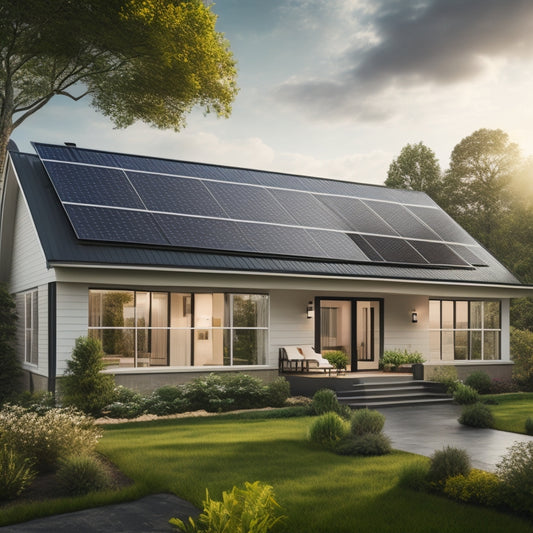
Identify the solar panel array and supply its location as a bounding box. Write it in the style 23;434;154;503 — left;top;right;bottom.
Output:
32;142;487;269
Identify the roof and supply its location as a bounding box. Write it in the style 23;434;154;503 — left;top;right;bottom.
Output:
6;145;521;286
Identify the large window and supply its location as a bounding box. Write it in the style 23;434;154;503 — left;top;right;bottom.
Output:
24;290;38;365
429;300;501;361
88;290;268;368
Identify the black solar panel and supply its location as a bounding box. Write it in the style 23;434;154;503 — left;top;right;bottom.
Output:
32;142;479;269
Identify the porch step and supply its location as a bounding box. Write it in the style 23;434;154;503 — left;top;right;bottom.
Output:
336;380;452;408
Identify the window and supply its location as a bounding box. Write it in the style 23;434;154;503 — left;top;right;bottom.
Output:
88;290;268;368
24;290;38;365
429;300;501;361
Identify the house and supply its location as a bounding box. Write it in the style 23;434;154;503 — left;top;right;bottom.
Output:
1;142;531;393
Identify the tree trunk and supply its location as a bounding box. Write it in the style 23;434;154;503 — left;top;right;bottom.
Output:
0;86;14;199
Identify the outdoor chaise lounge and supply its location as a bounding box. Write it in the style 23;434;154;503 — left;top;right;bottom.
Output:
299;345;334;375
280;346;305;372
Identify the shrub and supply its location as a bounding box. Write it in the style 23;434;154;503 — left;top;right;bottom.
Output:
490;378;520;394
350;408;385;436
59;336;115;416
113;385;143;404
458;402;494;428
266;377;290;408
464;371;492;394
380;349;425;370
453;383;479;405
397;460;430;491
104;401;145;419
223;374;267;410
308;412;348;450
526;417;533;435
497;441;533;514
310;388;339;415
0;444;36;501
15;391;56;413
170;481;285;533
335;433;392;456
510;327;533;391
428;366;459;393
427;446;471;488
56;454;113;496
444;470;501;506
0;404;102;472
323;350;348;371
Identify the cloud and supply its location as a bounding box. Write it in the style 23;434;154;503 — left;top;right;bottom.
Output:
276;0;533;121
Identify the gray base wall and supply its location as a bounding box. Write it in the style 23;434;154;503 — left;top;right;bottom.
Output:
423;361;514;381
20;369;49;393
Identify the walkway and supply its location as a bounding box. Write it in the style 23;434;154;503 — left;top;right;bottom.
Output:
379;403;533;472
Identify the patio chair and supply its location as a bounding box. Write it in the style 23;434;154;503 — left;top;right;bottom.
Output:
299;345;334;375
279;346;305;372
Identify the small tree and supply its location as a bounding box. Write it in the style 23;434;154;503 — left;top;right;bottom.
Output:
60;336;115;416
0;284;21;404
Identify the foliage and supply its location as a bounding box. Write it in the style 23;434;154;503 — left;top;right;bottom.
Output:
0;0;238;176
380;349;424;370
464;371;492;394
170;481;285;533
0;284;21;404
397;460;430;492
308;412;348;450
525;417;533;435
452;383;479;405
428;366;460;393
490;378;520;394
444;470;501;507
266;377;291;408
458;402;494;428
510;298;533;331
497;441;533;514
0;444;36;501
510;327;533;390
0;404;101;472
335;433;392;457
310;388;339;415
113;385;143;404
60;336;115;416
427;447;471;488
56;454;113;496
385;142;443;202
323;350;348;371
104;400;146;419
14;391;56;413
350;408;385;436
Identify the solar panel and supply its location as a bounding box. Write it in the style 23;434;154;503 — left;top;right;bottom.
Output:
32;142;479;269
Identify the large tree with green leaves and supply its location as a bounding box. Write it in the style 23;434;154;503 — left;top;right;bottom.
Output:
385;142;442;202
0;0;237;185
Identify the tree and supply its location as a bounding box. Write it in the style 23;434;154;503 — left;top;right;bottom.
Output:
385;142;442;202
0;0;237;185
0;284;21;403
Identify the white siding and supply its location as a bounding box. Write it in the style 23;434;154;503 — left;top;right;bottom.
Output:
8;192;54;293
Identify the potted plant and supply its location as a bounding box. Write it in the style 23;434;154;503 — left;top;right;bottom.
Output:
324;350;348;374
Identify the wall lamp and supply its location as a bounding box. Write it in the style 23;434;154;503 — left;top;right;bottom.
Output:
307;301;314;319
411;310;418;323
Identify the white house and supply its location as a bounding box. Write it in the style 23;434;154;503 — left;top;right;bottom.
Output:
1;142;531;393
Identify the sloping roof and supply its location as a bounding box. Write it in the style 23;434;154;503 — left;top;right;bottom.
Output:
7;146;521;286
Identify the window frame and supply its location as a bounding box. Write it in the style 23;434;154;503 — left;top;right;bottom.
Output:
24;290;38;366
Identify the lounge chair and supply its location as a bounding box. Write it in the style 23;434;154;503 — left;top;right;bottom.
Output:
299;345;334;375
280;346;305;372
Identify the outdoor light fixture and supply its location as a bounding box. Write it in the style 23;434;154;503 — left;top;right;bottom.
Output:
411;310;418;323
307;301;314;319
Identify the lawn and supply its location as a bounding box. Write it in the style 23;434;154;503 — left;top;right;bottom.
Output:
484;392;533;434
93;414;531;533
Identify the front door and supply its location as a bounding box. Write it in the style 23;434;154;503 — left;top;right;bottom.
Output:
316;298;382;371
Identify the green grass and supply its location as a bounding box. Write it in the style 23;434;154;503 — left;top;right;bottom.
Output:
482;392;533;434
2;414;532;531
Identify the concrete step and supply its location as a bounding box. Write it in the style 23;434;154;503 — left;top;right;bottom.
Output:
347;396;454;408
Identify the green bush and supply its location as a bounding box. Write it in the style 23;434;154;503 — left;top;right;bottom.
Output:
15;391;56;414
60;336;115;416
56;454;113;496
397;460;430;491
510;327;533;391
427;446;471;488
453;383;479;405
497;441;533;514
152;385;183;403
170;481;285;533
380;349;425;370
428;366;459;393
335;433;391;456
323;350;348;371
310;388;339;415
350;408;385;436
444;470;501;506
525;417;533;435
308;412;348;450
0;405;102;472
464;371;492;394
0;444;36;501
113;385;143;404
458;402;494;428
105;401;145;419
490;378;520;394
266;377;290;407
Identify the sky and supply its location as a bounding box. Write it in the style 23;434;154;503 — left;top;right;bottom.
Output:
10;0;533;186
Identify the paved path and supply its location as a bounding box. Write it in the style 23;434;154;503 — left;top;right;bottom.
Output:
379;403;533;471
